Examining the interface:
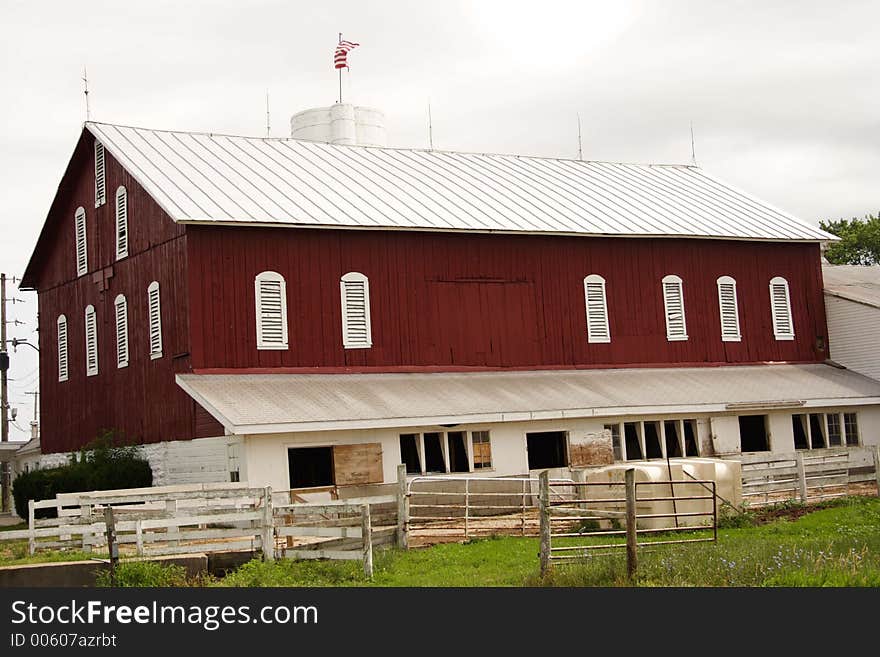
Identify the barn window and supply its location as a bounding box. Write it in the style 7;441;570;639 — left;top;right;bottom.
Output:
148;281;163;359
399;434;422;474
423;432;447;473
716;276;741;342
471;431;493;469
624;422;643;460
340;272;372;348
94;141;106;207
583;274;610;343
84;304;98;376
115;186;129;260
526;431;568;470
74;207;88;277
769;276;794;340
739;415;769;452
114;294;129;368
827;413;842;446
843;413;859;446
664;420;682;457
255;271;288;350
604;423;622;460
287;447;334;489
57;315;69;382
661;274;688;341
643;421;663;459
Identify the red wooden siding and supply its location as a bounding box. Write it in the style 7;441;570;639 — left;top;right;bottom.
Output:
35;133;223;453
187;227;828;370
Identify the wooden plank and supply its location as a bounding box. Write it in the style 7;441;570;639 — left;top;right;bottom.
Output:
276;526;363;539
141;540;258;556
283;549;364;561
139;510;261;530
332;444;383;486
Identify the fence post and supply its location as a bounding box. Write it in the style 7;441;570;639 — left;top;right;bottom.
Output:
464;479;470;539
135;520;144;557
873;445;880;498
539;470;551;576
81;504;93;553
261;486;275;562
27;499;35;555
795;452;808;502
165;500;179;546
625;468;637;581
521;478;527;536
361;503;374;579
104;507;118;586
396;464;408;549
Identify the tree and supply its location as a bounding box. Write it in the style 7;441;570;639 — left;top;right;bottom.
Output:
820;212;880;265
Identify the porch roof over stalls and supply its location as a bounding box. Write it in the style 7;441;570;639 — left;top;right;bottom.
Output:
176;363;880;435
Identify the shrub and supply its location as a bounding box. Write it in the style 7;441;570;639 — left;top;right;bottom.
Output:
12;431;152;519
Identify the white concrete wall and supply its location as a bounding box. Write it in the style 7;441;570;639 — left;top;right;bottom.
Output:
240;404;880;490
825;294;880;381
30;435;241;487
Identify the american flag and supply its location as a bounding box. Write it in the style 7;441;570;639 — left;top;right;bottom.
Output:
334;39;359;69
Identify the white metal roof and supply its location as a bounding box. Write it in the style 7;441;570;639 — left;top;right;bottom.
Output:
176;363;880;435
823;265;880;308
86;122;834;242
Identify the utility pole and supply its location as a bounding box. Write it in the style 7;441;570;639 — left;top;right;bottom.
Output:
1;273;9;512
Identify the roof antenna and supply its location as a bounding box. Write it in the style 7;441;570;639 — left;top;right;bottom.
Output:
690;120;697;166
427;98;434;150
82;67;91;121
265;89;271;137
577;113;583;160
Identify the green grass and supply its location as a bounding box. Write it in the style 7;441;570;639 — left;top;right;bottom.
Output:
217;496;880;588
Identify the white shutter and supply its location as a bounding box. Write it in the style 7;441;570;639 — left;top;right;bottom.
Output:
255;272;288;349
662;275;688;341
94;141;106;207
57;315;69;382
341;272;372;348
583;274;610;343
115;186;128;259
716;276;741;342
148;281;163;358
85;304;98;376
115;294;129;368
75;207;88;276
769;276;794;340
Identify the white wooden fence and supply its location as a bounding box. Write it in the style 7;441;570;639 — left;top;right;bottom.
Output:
738;446;880;506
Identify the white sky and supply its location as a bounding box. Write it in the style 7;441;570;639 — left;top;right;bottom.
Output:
1;0;878;438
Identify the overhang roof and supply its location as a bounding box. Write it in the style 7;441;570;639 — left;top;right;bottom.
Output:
86;121;834;242
823;264;880;308
176;363;880;435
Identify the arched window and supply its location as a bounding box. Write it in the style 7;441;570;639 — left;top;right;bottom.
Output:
74;207;88;276
115;294;129;368
84;304;98;376
340;272;372;348
769;276;794;340
57;315;69;382
115;186;129;260
661;274;688;341
716;276;741;342
94;141;106;207
255;271;288;349
583;274;610;343
148;281;163;358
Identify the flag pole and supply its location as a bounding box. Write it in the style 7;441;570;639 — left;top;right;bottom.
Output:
338;32;343;104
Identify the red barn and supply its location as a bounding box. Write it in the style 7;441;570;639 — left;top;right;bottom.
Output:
21;122;880;490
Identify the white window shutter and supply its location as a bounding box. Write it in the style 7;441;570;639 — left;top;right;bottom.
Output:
57;315;69;382
769;276;794;340
341;272;372;348
662;275;688;341
583;274;610;343
148;281;163;358
94;141;106;207
255;272;288;349
85;304;98;376
716;276;741;342
74;207;88;277
115;186;128;260
115;294;129;368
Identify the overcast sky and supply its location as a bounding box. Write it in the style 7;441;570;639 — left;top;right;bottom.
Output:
1;0;878;437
